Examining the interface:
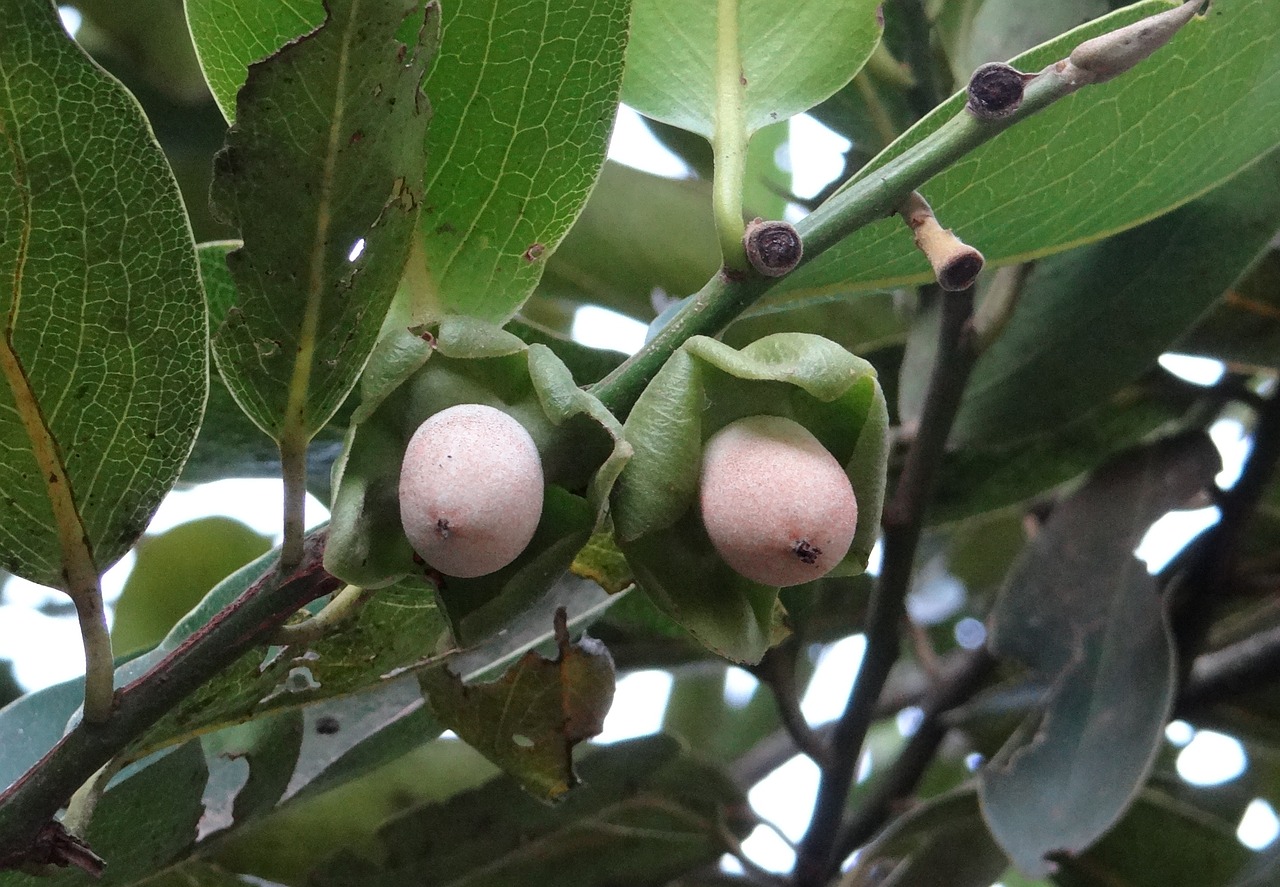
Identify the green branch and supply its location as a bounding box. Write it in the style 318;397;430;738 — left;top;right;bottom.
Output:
592;0;1204;418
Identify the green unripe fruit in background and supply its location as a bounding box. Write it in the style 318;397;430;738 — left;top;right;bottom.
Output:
699;415;858;587
399;404;544;578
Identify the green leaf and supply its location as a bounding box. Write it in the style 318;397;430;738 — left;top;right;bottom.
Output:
185;0;320;123
420;611;615;799
570;529;635;596
0;677;86;795
929;378;1196;525
769;0;1280;299
949;0;1109;82
0;0;207;586
535;162;720;321
1232;843;1280;887
211;736;494;885
0;741;208;887
1052;789;1252;887
663;663;780;763
845;785;1253;887
611;333;888;662
135;862;255;887
843;786;1009;887
131;578;453;760
723;290;909;356
414;0;631;322
189;0;631;324
311;735;748;887
280;678;444;805
503;318;626;386
622;0;884;138
111;517;272;656
743;121;791;221
952;148;1280;447
201;711;305;827
979;434;1221;877
209;0;437;445
1177;245;1280;372
185;242;348;489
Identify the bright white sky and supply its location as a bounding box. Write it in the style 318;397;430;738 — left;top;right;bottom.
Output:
10;15;1280;867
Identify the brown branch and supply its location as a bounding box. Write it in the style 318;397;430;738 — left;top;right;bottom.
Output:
831;648;995;861
752;643;831;769
0;529;340;869
793;287;980;887
1171;387;1280;677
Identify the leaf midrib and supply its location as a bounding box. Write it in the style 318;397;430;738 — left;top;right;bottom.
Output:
0;104;101;599
281;0;359;443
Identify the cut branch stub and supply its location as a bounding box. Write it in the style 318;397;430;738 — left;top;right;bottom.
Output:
744;218;804;277
966;62;1029;119
899;192;985;292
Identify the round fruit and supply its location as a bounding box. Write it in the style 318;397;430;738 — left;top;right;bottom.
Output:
698;415;858;587
399;404;544;578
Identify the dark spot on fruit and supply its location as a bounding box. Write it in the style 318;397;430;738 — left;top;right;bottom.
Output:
436;518;450;539
792;540;822;564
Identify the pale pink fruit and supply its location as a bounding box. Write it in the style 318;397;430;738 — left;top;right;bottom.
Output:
399;404;544;578
699;415;857;587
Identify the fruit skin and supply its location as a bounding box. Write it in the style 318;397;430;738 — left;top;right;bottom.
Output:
399;404;544;578
699;415;858;587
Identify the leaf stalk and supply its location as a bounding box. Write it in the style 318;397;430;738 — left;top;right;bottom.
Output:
712;0;749;271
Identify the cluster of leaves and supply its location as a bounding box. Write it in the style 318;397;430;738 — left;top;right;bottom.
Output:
0;0;1279;886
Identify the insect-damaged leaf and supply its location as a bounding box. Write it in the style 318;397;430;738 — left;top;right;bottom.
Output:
311;735;748;887
0;741;209;887
210;0;437;444
419;609;615;799
189;0;630;324
978;434;1221;877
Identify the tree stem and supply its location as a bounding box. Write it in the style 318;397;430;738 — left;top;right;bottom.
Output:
794;288;979;887
832;648;995;860
753;643;831;768
0;530;341;868
593;60;1089;420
